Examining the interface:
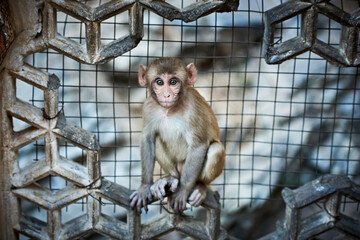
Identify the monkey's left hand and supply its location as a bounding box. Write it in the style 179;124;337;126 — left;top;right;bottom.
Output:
170;187;190;213
129;184;153;214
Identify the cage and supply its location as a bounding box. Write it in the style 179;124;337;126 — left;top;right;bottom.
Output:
0;0;359;239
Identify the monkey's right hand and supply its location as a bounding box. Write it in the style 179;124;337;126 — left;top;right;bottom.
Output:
150;176;179;201
129;184;153;214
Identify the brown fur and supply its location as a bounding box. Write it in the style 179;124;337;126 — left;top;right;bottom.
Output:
130;58;225;213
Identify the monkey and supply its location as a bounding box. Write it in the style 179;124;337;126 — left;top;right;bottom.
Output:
129;57;225;214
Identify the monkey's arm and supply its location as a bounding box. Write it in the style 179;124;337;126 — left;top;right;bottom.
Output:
171;143;208;213
129;130;155;213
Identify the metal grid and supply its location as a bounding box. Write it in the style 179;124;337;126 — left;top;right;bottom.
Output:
2;0;360;239
20;0;360;208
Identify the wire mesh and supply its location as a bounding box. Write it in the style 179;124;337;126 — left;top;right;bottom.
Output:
17;0;360;223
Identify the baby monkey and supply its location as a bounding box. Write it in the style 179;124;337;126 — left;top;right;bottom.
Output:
130;57;225;214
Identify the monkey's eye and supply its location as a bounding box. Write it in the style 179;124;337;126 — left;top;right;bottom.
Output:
170;79;178;85
156;79;164;85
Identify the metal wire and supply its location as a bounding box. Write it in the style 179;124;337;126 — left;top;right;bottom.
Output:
19;0;360;219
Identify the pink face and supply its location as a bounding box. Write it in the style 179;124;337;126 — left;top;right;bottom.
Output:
152;73;182;109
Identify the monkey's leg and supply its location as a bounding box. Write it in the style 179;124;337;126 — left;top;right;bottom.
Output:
189;141;225;207
153;139;181;201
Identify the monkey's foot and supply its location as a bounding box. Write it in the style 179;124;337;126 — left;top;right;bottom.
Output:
188;183;207;207
129;184;153;214
151;176;179;201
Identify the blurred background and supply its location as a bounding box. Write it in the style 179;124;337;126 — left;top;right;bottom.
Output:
16;0;360;239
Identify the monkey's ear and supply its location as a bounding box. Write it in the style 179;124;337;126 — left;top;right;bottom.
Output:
138;64;148;87
186;63;197;85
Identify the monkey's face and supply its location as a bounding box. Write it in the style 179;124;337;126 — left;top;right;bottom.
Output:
151;73;182;109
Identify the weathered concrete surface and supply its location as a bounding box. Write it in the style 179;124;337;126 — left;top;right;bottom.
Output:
46;0;238;64
263;0;360;67
260;175;360;240
0;0;239;239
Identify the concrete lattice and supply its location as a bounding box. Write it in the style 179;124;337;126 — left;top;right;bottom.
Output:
0;0;239;239
260;175;360;240
46;0;239;64
263;0;360;67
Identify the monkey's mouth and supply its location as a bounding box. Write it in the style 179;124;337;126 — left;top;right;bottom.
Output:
159;101;176;108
